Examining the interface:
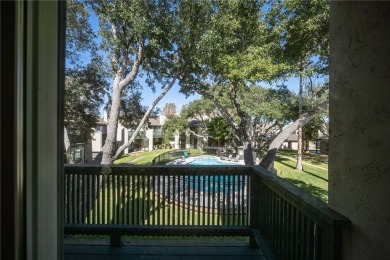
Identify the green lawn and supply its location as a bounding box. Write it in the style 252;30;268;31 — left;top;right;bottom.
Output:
75;148;328;243
274;150;328;202
114;149;206;165
114;148;329;202
277;149;328;169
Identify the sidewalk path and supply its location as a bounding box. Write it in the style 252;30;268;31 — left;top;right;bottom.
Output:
277;155;328;171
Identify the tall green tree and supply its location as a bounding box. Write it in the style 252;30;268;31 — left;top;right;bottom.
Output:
89;0;179;164
65;0;107;163
177;0;287;164
162;114;188;142
207;118;232;147
266;0;329;170
65;64;107;143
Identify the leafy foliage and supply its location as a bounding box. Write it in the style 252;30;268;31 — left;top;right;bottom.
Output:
207;117;232;147
66;0;97;65
266;0;329;75
162;114;188;141
65;0;106;147
65;63;107;143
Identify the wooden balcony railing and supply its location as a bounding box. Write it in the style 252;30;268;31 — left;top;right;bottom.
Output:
64;165;349;260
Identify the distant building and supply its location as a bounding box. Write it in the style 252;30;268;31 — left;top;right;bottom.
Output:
79;104;204;164
315;135;329;154
281;131;316;151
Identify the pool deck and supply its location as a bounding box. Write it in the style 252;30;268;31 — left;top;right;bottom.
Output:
166;156;245;166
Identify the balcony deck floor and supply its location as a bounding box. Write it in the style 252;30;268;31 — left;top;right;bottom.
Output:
64;238;266;260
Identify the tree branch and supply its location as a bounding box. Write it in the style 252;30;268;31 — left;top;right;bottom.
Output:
118;40;144;91
194;83;239;131
259;100;328;170
112;75;178;162
188;129;204;138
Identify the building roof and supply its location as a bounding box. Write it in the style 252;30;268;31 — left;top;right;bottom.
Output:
96;118;107;125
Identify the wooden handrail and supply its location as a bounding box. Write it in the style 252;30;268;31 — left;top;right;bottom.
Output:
64;165;251;227
64;165;350;259
250;166;350;259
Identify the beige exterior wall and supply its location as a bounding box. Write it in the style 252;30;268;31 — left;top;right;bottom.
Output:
174;131;180;149
280;141;315;151
146;128;154;151
329;2;390;258
92;131;103;154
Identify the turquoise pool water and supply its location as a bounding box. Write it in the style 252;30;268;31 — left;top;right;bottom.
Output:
187;155;239;165
158;155;247;209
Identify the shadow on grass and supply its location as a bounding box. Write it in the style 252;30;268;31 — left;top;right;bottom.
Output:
104;181;165;225
283;178;328;202
276;157;328;182
111;196;166;225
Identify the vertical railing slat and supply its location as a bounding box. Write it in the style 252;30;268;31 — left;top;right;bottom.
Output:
92;174;96;224
182;175;185;226
162;175;166;225
228;174;232;226
137;175;141;225
102;175;106;224
212;175;215;226
86;174;90;224
202;175;206;225
172;175;176;225
126;175;131;225
146;174;151;225
192;175;196;225
167;175;170;225
237;174;241;226
232;174;236;226
131;175;135;225
206;176;210;225
116;174;120;224
66;174;70;223
177;175;181;225
188;176;191;225
121;174;125;224
198;175;201;225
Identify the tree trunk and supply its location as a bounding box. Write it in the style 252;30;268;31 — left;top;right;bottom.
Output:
295;71;303;171
243;140;254;165
64;126;74;164
111;77;177;163
101;86;121;164
259;101;328;170
296;127;303;170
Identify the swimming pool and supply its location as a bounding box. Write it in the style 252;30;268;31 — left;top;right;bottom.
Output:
187;155;241;165
158;155;248;210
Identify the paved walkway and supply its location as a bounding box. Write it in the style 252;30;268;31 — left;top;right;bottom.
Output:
277;155;328;171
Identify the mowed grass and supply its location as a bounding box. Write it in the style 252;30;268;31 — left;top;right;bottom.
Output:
274;150;328;202
114;149;328;202
84;185;228;226
277;149;328;169
114;149;206;165
114;149;173;165
74;177;247;241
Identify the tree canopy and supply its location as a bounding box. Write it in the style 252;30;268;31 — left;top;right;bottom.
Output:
66;0;330;167
65;0;107;162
